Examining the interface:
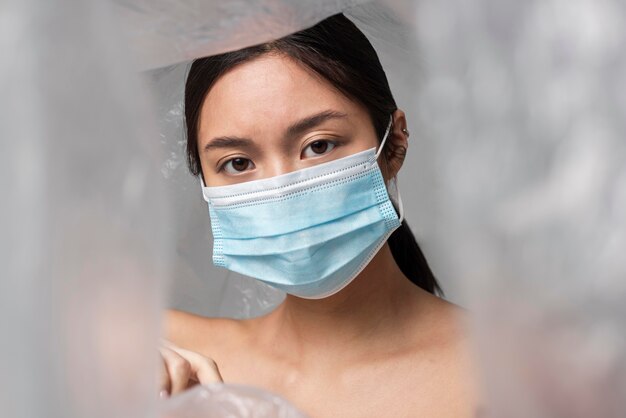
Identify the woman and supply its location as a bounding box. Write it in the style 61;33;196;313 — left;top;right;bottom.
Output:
159;13;480;417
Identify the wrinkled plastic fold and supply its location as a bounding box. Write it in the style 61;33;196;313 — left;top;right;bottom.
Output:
159;384;308;418
1;0;170;417
112;0;372;71
3;0;626;417
413;1;626;416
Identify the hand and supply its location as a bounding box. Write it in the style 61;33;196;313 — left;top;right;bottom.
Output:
158;339;223;398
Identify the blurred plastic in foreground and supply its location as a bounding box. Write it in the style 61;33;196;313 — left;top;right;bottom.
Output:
2;0;625;417
158;384;308;418
413;0;626;416
0;0;169;417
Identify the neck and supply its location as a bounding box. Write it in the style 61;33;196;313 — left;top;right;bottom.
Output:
255;243;428;360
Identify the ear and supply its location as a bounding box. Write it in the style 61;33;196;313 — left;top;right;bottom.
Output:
381;109;409;181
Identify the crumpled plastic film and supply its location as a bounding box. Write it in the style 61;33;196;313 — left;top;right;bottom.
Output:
412;0;626;416
1;0;170;418
140;2;626;414
141;0;427;318
143;61;289;319
6;0;625;417
158;384;309;418
112;0;370;71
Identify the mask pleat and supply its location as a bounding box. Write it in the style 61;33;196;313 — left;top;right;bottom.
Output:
223;220;391;286
213;169;384;239
221;205;385;256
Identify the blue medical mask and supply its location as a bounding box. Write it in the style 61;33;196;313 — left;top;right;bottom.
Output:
200;116;404;299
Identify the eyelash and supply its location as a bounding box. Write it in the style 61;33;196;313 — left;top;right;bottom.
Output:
217;139;339;175
301;139;337;158
219;157;255;175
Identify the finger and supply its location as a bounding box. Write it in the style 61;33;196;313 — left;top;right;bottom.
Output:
158;350;171;394
195;356;223;384
166;345;224;384
159;346;192;395
160;338;176;348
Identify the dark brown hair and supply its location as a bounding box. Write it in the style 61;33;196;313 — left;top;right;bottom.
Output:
184;13;443;296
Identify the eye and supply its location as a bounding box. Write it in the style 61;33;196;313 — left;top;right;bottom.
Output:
221;157;255;175
301;140;336;159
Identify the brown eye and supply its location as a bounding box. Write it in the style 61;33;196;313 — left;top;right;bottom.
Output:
231;158;249;171
311;141;328;154
302;140;336;158
223;157;254;174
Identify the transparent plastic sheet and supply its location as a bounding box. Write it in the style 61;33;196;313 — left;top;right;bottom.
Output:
1;0;170;417
111;0;370;71
136;0;626;416
158;384;308;418
3;0;626;417
139;0;425;318
142;63;287;319
412;0;626;416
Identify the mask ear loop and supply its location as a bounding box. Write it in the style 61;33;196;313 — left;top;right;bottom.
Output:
375;114;405;224
375;114;394;160
394;180;405;223
199;174;211;203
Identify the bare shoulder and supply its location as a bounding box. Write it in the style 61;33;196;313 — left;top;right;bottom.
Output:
406;291;483;415
419;292;476;375
416;290;471;344
162;309;250;355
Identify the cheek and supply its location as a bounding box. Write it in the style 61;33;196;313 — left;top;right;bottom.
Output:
202;172;226;187
198;158;217;186
200;166;221;187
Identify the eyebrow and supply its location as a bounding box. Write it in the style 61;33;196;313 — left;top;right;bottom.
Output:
203;109;348;153
203;136;255;152
285;109;348;139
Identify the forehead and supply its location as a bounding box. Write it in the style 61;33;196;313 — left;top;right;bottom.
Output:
198;53;363;139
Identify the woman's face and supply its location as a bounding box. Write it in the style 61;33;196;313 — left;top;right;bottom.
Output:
197;53;380;186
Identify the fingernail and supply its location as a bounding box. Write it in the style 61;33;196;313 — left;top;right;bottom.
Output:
159;390;169;399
